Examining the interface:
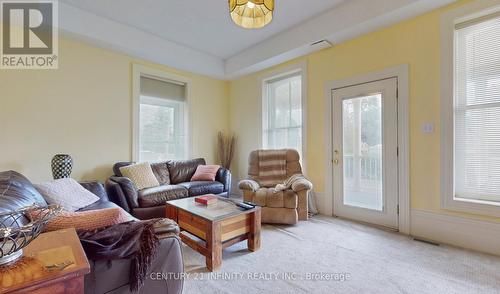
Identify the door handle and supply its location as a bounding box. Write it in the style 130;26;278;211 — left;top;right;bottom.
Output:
333;150;340;165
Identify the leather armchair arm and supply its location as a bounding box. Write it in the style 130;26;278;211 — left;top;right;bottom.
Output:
291;177;313;192
238;179;260;192
216;167;232;194
105;176;139;212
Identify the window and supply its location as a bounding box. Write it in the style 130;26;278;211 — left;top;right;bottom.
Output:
454;14;500;203
441;5;500;216
262;71;305;159
138;76;187;162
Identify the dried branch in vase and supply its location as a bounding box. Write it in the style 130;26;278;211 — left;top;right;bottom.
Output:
217;131;236;170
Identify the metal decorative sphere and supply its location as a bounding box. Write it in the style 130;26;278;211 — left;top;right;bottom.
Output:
0;205;61;265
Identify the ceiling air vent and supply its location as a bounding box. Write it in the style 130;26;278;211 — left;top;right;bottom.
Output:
310;39;333;49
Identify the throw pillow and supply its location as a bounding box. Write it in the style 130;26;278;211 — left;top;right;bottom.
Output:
191;165;220;182
34;178;100;211
30;207;132;232
119;162;160;190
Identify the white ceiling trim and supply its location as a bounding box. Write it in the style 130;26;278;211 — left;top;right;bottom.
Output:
225;0;456;79
59;2;226;79
59;0;456;80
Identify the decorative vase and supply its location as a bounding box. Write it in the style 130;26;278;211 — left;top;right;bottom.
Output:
51;154;73;179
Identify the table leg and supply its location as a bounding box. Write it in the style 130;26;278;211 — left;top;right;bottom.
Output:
248;209;261;252
206;221;222;271
165;204;178;222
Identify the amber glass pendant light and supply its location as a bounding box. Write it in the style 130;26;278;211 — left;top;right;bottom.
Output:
229;0;274;29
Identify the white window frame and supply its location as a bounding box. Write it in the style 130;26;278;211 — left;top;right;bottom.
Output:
441;0;500;217
132;64;192;162
260;62;307;172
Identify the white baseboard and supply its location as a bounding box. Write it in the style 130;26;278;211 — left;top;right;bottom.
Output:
313;191;332;216
410;209;500;256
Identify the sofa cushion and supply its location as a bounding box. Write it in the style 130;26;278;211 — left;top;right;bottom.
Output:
138;185;188;208
178;181;224;197
80;181;109;201
167;158;205;184
132;206;167;220
151;162;170;185
79;199;123;212
252;187;297;209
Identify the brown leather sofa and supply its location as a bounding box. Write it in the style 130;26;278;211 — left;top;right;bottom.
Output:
0;170;184;294
106;158;232;220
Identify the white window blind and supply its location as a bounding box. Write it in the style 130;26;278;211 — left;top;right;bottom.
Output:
139;77;187;162
140;76;185;101
263;73;303;157
454;14;500;203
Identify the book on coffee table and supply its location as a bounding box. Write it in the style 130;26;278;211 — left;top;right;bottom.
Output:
194;194;218;205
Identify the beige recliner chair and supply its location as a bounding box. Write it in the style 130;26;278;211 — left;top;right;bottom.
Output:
238;149;313;225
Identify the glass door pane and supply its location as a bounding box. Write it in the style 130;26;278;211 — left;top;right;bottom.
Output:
342;94;383;211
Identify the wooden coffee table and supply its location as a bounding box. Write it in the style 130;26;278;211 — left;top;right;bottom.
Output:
166;197;261;271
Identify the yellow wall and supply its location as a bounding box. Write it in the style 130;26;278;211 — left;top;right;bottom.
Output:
0;37;229;183
1;0;497;223
229;0;500;222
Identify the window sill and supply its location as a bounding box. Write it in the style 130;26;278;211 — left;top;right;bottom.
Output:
441;196;500;218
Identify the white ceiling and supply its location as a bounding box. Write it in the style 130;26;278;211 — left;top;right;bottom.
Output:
60;0;346;59
58;0;457;79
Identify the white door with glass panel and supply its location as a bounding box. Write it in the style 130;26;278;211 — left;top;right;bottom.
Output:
331;78;398;229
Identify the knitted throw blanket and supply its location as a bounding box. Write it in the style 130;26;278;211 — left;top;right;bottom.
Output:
274;173;306;193
258;149;287;187
77;220;160;292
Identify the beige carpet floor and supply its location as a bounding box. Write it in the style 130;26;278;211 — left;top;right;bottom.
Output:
182;215;500;294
